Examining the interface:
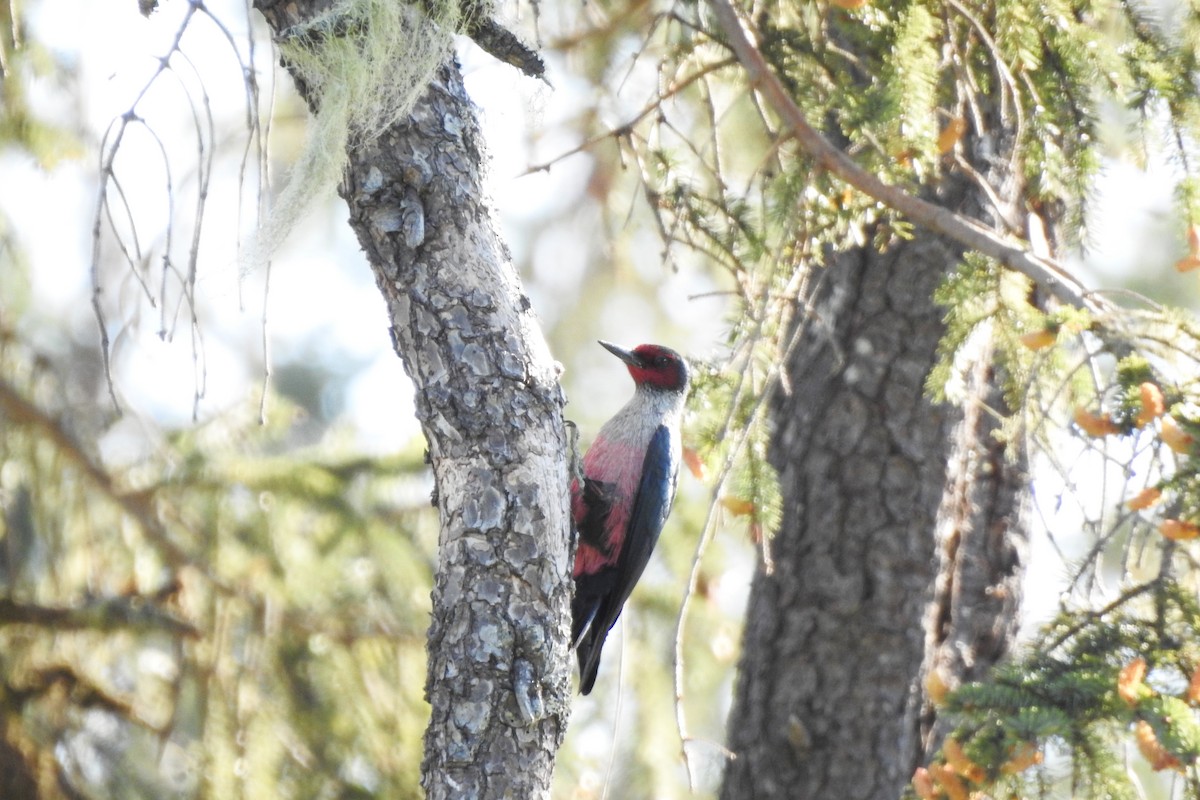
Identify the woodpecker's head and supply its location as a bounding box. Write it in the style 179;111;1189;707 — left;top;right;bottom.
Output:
599;341;689;393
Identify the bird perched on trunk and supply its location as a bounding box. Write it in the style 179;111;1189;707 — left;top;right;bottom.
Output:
571;340;690;695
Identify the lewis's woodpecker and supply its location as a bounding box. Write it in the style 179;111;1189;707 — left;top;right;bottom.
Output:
571;340;690;695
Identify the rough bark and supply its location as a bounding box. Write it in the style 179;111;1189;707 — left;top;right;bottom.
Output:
716;2;1045;788
342;63;573;799
719;235;950;800
720;202;1028;799
254;3;573;797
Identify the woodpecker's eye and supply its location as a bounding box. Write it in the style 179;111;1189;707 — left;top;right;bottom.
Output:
655;355;671;367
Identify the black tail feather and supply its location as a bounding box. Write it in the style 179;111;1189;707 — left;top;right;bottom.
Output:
576;625;608;695
572;567;620;693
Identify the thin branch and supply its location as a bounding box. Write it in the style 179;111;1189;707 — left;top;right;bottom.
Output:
1042;580;1160;653
671;271;822;782
90;0;204;413
0;597;199;638
520;57;737;176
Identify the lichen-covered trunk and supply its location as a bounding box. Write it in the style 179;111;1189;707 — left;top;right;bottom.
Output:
255;4;572;795
719;220;1027;798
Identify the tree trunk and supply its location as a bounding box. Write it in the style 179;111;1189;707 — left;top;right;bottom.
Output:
720;211;1027;797
346;62;572;800
254;4;573;796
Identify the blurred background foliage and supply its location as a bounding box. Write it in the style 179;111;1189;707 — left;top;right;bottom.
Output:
1;324;438;798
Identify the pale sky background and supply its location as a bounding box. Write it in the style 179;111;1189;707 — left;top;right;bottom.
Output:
4;0;731;441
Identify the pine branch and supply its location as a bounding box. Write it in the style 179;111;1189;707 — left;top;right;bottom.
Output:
705;0;1106;314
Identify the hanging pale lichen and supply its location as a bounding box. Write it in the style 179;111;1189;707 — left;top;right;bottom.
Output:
249;0;466;268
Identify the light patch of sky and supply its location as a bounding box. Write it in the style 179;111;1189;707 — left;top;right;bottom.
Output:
528;214;594;300
4;1;408;446
1085;156;1183;284
11;0;280;422
1019;419;1171;644
3;159;93;329
1016;140;1195;642
5;0;732;450
462;49;593;222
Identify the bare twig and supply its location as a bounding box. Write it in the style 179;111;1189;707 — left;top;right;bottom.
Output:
671;270;823;783
521;57;737;176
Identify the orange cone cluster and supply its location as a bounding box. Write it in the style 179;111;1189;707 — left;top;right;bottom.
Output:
911;737;1042;800
1117;657;1200;773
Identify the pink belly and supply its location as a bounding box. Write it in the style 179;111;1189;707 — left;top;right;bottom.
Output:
571;438;643;576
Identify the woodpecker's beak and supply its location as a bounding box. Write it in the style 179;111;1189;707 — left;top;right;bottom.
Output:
599;340;643;367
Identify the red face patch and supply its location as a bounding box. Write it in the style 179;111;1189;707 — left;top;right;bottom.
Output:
628;345;688;391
